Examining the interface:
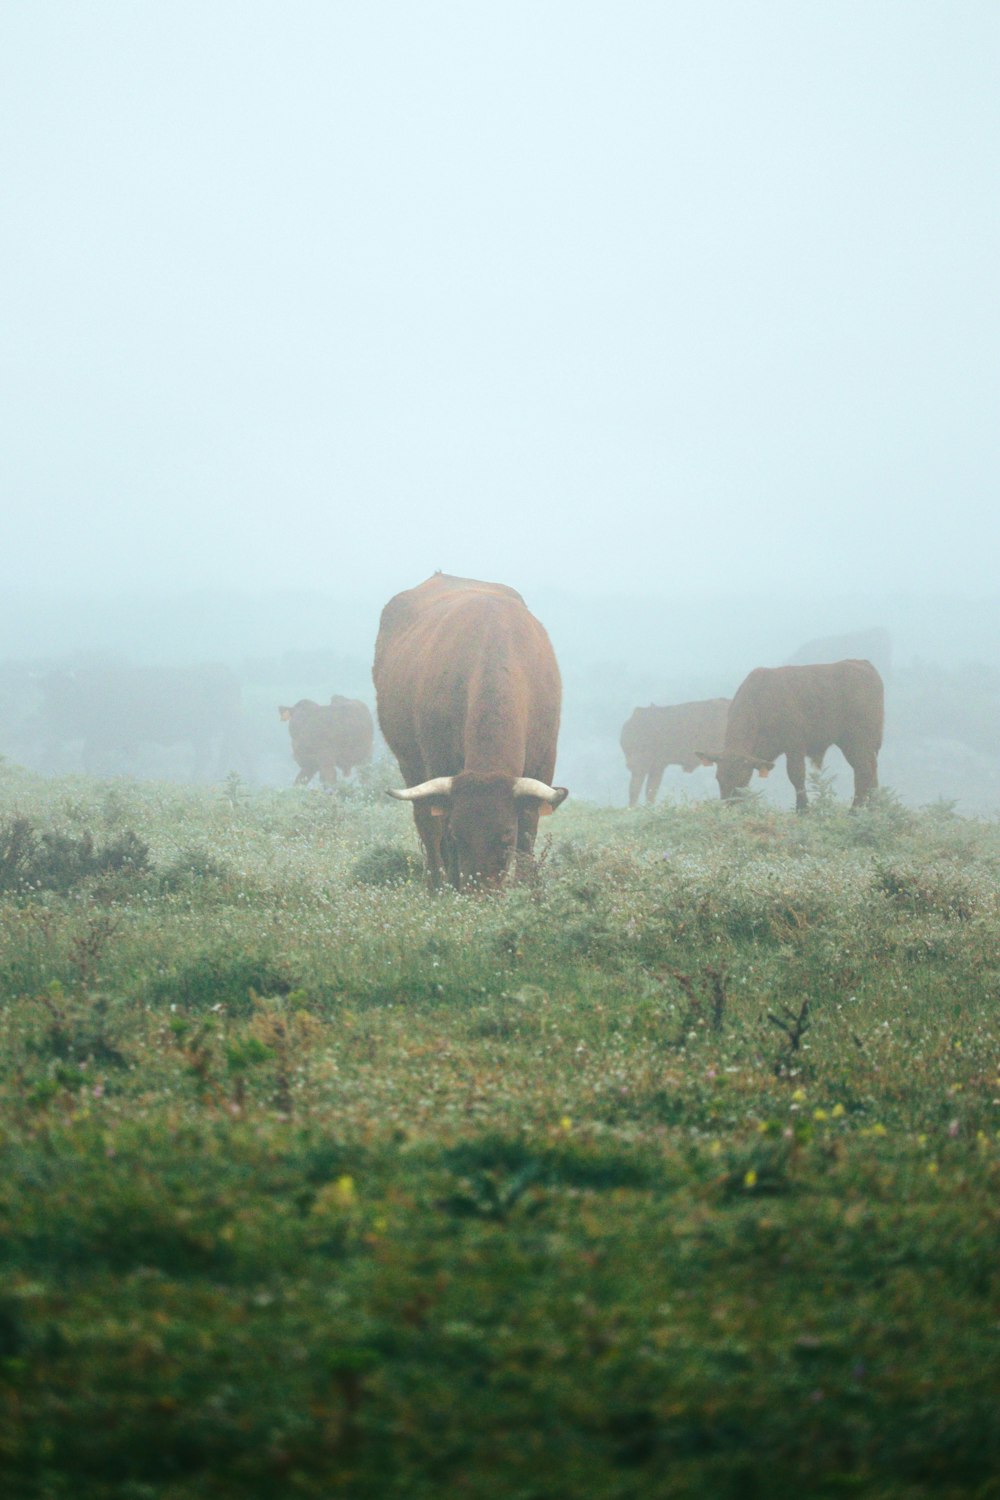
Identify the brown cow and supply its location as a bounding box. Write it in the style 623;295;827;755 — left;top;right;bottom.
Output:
697;660;884;811
373;573;567;889
278;696;374;787
621;698;730;807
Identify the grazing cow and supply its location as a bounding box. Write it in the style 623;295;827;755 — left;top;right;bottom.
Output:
621;698;730;807
278;696;374;787
373;573;567;889
697;660;884;811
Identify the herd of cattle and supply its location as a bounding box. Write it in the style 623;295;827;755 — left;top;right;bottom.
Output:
1;572;886;889
275;573;883;889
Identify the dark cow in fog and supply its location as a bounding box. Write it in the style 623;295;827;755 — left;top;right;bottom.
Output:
374;573;567;889
279;696;374;787
697;660;884;811
621;698;730;807
789;626;892;680
31;663;244;779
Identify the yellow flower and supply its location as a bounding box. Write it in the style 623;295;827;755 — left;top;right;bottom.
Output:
560;1116;572;1133
791;1088;807;1103
333;1175;356;1205
744;1169;758;1189
311;1176;358;1215
831;1104;845;1119
813;1108;828;1122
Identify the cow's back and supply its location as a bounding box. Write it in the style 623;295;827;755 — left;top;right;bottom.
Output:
329;697;374;765
375;574;523;661
374;574;560;782
729;660;883;756
622;698;729;766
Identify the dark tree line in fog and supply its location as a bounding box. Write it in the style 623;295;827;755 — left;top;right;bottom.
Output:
1;589;998;812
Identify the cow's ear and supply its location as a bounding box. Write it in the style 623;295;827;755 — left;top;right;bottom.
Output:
696;750;718;767
279;706;292;721
429;804;448;818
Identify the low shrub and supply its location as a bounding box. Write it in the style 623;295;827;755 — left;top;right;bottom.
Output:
349;841;422;887
145;950;298;1015
0;814;150;893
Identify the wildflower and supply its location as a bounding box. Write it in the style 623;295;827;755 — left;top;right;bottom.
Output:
744;1169;757;1189
831;1103;845;1119
560;1116;572;1133
813;1108;828;1122
791;1088;806;1103
947;1119;960;1138
333;1175;356;1205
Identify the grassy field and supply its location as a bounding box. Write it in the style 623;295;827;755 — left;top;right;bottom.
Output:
0;761;998;1498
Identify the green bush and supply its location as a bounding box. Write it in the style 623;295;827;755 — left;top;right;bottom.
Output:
349;841;422;887
0;813;150;893
145;950;297;1014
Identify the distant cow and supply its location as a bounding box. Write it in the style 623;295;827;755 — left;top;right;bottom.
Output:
278;696;374;787
31;662;244;779
788;627;892;680
621;698;730;807
697;660;884;811
374;573;568;889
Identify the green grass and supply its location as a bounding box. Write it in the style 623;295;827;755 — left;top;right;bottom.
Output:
0;762;998;1497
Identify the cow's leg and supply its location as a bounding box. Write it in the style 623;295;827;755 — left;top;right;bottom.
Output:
318;758;338;790
785;751;808;812
515;804;542;882
645;765;665;807
845;746;879;807
294;764;315;787
628;768;644;808
516;803;540;856
412;804;446;890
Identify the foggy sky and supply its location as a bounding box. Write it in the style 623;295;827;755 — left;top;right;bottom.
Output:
3;2;999;607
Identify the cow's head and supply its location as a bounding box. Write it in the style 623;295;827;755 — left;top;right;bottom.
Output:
696;750;774;800
388;771;568;889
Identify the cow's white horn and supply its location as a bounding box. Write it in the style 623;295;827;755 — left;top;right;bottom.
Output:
511;778;566;805
387;776;455;802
